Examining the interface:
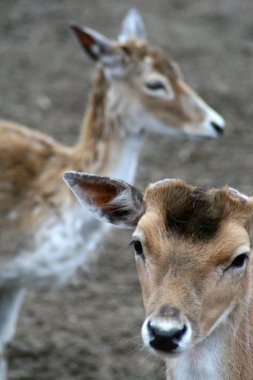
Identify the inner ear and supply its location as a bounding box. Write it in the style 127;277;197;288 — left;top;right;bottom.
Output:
70;23;114;61
70;22;127;78
77;181;120;209
64;171;145;228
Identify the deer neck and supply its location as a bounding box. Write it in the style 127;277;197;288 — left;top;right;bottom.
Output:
166;304;253;380
74;67;144;184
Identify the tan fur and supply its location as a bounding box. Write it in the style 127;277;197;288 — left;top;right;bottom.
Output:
64;172;253;379
134;180;253;379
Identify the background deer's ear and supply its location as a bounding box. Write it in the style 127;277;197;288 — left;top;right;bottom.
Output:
70;23;115;61
63;171;144;228
70;23;129;78
118;8;146;42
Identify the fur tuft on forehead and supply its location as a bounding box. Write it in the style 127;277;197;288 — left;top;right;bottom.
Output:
144;180;253;240
116;39;181;79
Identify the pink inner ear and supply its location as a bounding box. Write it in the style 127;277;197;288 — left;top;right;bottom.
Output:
79;33;94;48
71;26;95;48
78;181;118;208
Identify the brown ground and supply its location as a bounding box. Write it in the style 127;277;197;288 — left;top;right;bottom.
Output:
1;0;253;379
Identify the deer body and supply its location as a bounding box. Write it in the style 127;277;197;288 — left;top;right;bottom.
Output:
0;76;144;288
65;172;253;380
0;9;224;378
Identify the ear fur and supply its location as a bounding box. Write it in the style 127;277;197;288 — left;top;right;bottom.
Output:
63;171;144;228
118;8;146;42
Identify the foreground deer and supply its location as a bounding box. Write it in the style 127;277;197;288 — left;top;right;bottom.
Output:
65;171;253;380
0;9;224;378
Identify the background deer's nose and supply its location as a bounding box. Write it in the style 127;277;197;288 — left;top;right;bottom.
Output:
147;319;187;352
211;121;224;135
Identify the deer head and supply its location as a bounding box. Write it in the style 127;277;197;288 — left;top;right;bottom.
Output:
71;9;225;139
64;171;253;360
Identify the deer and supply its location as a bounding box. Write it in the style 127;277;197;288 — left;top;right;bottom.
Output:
64;170;253;380
0;8;224;379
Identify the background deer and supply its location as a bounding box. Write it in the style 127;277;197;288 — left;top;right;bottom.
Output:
0;8;224;379
65;170;253;380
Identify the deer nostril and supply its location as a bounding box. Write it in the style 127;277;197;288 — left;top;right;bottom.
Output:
211;121;224;135
147;320;187;352
147;320;156;336
173;324;187;340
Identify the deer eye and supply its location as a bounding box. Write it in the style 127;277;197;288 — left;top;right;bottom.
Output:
145;80;166;91
131;240;144;257
144;78;173;99
229;253;249;269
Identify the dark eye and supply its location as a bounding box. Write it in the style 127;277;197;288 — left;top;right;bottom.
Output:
145;81;166;91
230;254;249;269
133;240;144;257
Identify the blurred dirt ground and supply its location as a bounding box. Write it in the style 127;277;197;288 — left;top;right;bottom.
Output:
1;0;253;379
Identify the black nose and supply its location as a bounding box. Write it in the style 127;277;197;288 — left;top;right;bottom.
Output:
211;121;224;135
147;320;187;353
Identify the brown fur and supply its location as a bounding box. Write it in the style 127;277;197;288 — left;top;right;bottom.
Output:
64;172;253;379
144;181;251;240
0;121;77;231
135;180;253;379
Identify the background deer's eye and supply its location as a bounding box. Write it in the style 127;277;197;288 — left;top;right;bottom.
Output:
144;77;174;99
145;81;166;91
133;240;144;256
230;253;249;269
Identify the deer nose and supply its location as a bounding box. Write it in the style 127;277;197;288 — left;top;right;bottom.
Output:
211;121;224;135
147;319;188;353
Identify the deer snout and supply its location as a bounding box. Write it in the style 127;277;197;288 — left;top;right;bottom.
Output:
198;99;225;138
142;305;192;355
211;121;224;135
182;91;225;138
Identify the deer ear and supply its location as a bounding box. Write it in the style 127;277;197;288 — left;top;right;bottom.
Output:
63;171;144;228
70;23;114;61
118;8;146;42
228;187;249;203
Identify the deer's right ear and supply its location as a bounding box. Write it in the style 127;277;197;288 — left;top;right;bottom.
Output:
70;23;114;61
63;171;144;228
118;8;146;42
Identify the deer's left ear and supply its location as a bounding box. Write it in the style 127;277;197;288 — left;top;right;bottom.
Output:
63;171;144;228
70;23;114;61
70;23;129;78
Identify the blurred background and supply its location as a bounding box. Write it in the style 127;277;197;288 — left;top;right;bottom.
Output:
0;0;253;379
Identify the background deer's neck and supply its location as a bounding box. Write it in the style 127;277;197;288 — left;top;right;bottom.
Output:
74;67;144;184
